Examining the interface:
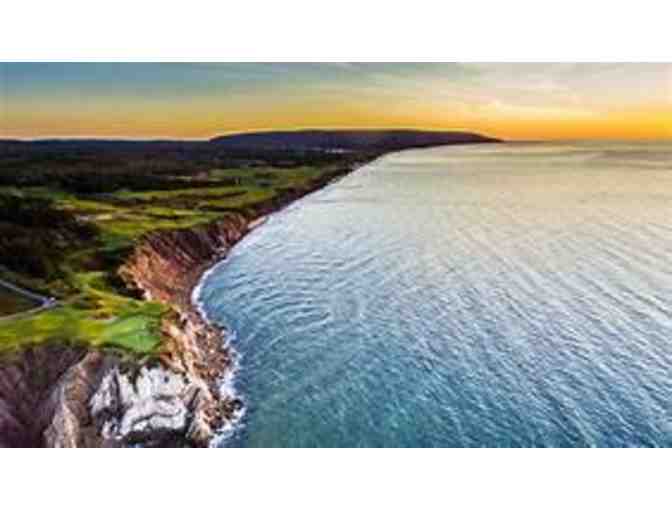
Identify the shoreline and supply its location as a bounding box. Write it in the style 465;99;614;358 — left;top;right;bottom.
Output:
125;143;479;445
184;160;375;443
0;141;496;447
0;136;501;447
99;157;378;447
0;159;374;447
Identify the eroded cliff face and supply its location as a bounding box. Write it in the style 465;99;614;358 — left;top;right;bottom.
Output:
0;165;359;447
93;214;251;447
119;214;249;306
0;345;114;447
0;214;251;448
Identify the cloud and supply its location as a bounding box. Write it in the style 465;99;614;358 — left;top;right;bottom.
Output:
3;63;670;139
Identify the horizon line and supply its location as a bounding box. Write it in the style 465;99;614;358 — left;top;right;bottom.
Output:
2;125;671;144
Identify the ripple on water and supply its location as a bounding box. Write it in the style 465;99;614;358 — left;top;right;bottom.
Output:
202;142;672;447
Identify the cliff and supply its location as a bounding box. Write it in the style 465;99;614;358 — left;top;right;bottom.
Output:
0;345;112;447
0;134;500;447
96;215;253;447
0;164;358;447
0;215;251;447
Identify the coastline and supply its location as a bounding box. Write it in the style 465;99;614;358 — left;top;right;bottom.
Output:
187;172;347;443
91;157;376;447
0;159;373;447
183;160;374;443
1;135;501;447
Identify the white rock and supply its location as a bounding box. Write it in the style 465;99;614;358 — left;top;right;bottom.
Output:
90;366;194;445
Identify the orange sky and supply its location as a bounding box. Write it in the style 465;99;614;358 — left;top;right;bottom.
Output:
2;63;671;140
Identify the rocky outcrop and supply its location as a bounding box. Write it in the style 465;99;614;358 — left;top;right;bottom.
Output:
0;214;251;448
89;215;251;447
0;345;112;447
42;351;117;447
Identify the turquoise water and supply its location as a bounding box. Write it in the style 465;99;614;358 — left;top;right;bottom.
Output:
199;142;672;447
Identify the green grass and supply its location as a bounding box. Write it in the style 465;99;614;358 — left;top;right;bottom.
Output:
0;162;345;356
114;184;246;201
0;301;166;354
0;262;168;355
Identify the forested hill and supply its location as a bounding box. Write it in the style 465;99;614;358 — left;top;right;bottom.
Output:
0;130;499;191
0;129;499;156
209;130;500;151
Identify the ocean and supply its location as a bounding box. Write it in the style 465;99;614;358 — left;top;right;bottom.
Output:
198;141;672;447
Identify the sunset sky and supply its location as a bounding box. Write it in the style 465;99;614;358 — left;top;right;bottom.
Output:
2;63;671;140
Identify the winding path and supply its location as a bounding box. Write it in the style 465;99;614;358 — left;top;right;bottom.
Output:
0;278;57;322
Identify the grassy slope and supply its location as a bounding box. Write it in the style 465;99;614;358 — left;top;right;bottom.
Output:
0;164;350;355
0;132;497;357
